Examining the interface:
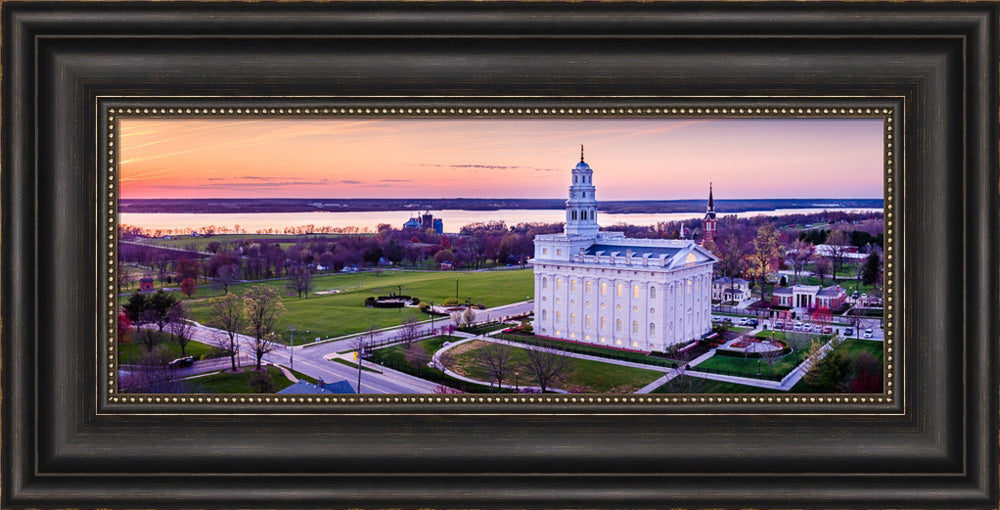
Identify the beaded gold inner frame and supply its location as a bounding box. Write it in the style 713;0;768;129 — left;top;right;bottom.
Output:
99;98;899;408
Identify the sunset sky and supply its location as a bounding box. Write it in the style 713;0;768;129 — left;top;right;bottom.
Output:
120;117;884;200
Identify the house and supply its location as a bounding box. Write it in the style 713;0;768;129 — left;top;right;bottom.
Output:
772;284;846;309
532;147;718;352
139;277;155;292
277;379;355;395
712;277;750;301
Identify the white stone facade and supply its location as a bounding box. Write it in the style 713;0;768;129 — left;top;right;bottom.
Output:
530;150;718;353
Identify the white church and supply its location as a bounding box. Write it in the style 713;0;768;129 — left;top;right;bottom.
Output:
531;147;719;353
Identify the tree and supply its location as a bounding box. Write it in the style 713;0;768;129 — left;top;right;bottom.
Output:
166;302;194;356
462;307;477;325
175;256;201;283
789;239;815;283
243;285;286;370
862;251;881;286
450;311;463;327
814;256;832;286
286;265;313;298
759;344;783;377
135;309;162;351
405;343;431;368
123;291;149;321
399;314;421;346
480;341;513;391
148;290;179;334
209;293;244;371
117;311;133;344
180;277;197;298
117;261;134;291
825;230;851;281
250;370;275;393
849;351;882;393
434;249;455;264
524;346;572;393
749;223;779;302
215;263;239;295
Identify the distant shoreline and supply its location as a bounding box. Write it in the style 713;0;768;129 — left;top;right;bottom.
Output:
120;198;884;215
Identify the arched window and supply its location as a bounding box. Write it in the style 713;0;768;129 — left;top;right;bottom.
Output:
556;311;561;322
633;284;640;298
585;281;592;293
616;318;622;332
601;282;607;295
541;309;547;320
556;278;562;290
616;283;623;297
542;277;548;289
585;314;591;327
570;313;576;326
590;210;594;220
571;210;577;220
649;286;656;299
570;279;576;292
632;320;638;334
649;322;656;335
600;316;606;330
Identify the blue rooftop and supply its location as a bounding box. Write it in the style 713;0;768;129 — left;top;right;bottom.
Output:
585;244;683;258
277;380;356;394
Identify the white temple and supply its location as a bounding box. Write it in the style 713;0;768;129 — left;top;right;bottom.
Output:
531;147;718;352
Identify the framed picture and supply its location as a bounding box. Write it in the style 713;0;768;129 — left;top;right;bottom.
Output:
2;2;996;509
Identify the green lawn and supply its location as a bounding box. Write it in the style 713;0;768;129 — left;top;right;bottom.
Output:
118;334;219;364
786;338;884;393
187;366;297;393
443;340;664;393
693;348;809;379
178;269;533;343
650;376;784;394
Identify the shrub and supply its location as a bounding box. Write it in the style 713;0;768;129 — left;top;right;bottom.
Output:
418;302;431;313
364;296;376;307
443;297;460;306
475;303;486;309
410;296;420;305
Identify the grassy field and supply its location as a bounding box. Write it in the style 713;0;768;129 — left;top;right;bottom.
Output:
443;340;664;393
173;269;532;343
786;338;884;393
135;233;352;251
650;376;784;394
693;348;808;379
186;366;299;393
118;334;219;364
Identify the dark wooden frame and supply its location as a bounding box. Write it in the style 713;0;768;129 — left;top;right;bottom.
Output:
2;2;997;508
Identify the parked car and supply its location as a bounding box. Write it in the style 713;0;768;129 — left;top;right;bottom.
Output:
844;328;854;336
794;322;804;330
823;326;833;334
774;321;784;329
863;331;874;339
747;319;758;327
167;355;195;369
738;317;750;325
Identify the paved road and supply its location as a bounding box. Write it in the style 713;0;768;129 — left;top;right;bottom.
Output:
151;300;535;394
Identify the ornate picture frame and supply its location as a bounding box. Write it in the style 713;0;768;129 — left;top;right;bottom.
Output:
2;2;996;508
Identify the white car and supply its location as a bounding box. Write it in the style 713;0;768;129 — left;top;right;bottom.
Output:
794;322;804;331
863;331;874;339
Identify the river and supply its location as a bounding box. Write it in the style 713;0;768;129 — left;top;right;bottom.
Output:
119;207;883;234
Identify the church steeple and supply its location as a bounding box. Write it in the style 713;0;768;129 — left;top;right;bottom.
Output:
564;146;599;237
703;182;717;244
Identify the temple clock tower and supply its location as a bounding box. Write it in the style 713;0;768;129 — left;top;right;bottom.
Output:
703;183;717;244
565;145;600;237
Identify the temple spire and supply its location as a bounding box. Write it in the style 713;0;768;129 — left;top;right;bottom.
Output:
708;182;714;210
580;144;584;162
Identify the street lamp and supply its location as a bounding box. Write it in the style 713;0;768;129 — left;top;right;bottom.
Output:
456;278;459;299
287;324;296;372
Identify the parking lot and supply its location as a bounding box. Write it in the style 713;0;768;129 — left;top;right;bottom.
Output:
711;314;884;341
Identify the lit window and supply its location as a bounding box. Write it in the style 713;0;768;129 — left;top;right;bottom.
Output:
556;249;561;256
687;279;693;294
632;341;639;347
601;303;606;310
570;313;576;326
585;301;591;308
585;314;591;327
556;278;562;290
617;283;623;297
570;332;576;338
601;282;607;295
600;316;606;330
585;334;591;340
586;281;592;293
571;279;576;292
650;286;656;299
542;248;548;255
632;321;638;333
615;339;622;346
600;336;606;343
556;311;561;322
616;318;622;332
633;284;640;298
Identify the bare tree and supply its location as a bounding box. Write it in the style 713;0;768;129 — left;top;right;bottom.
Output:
480;341;513;391
243;285;286;371
759;344;783;377
166;302;194;356
209;293;244;371
789;239;815;283
215;263;239;295
400;313;421;346
749;223;779;302
814;256;832;286
462;306;477;325
286;265;313;298
405;343;431;367
825;230;851;282
524;346;572;393
450;310;463;327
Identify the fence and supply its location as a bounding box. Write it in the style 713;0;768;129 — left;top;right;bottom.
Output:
686;365;784;382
